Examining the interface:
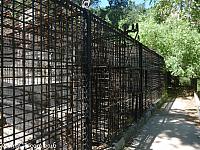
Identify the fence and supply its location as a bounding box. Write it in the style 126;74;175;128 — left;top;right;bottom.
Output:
0;0;165;149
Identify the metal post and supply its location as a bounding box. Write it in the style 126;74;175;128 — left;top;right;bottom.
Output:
145;70;148;109
83;9;92;150
139;43;143;117
0;0;4;143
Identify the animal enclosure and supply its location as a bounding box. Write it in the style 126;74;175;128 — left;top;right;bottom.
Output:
0;0;165;149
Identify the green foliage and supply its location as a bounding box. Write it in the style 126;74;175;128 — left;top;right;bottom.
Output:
108;0;129;8
152;0;200;31
92;1;145;27
92;7;125;26
118;2;146;28
179;77;191;86
139;15;200;77
190;0;200;32
153;0;173;23
197;80;200;92
92;2;129;27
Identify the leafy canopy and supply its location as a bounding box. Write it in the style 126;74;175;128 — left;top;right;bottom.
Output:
139;12;200;77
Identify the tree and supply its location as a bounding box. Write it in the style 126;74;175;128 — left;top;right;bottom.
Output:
93;0;136;27
139;14;200;78
118;1;146;29
108;0;128;8
152;0;200;31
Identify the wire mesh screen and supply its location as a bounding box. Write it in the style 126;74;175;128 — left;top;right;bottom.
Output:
0;0;165;149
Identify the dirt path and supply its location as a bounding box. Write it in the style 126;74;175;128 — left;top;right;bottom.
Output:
124;96;200;150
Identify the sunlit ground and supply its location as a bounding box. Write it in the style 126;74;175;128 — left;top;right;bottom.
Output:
124;96;200;150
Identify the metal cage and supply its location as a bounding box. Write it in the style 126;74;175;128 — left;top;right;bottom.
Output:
0;0;165;149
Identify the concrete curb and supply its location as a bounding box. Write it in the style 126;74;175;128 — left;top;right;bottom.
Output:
111;105;157;150
194;92;200;119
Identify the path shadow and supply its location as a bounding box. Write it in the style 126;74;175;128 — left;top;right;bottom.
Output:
125;96;200;150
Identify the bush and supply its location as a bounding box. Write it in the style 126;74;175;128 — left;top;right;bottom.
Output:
197;79;200;92
179;77;191;87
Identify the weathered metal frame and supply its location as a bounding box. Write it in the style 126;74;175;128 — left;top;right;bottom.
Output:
0;0;165;149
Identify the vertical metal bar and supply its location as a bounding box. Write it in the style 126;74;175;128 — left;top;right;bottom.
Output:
145;70;148;109
69;4;74;148
119;37;122;129
59;7;64;150
22;0;26;145
83;9;92;150
92;18;97;144
134;44;139;121
31;0;36;147
139;42;143;118
74;6;78;149
53;1;58;149
47;0;51;146
11;0;16;147
39;0;44;147
47;0;54;144
0;0;4;146
65;3;70;149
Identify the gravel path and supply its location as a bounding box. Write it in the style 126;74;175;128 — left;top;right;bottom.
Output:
124;96;200;150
